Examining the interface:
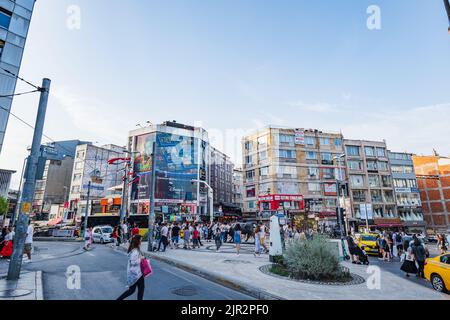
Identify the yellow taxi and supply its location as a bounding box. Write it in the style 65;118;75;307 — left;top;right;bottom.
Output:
356;233;380;256
424;254;450;293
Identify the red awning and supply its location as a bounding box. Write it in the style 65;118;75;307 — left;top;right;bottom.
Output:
375;223;403;227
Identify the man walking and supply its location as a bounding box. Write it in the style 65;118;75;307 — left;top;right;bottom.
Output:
158;223;169;252
23;221;33;263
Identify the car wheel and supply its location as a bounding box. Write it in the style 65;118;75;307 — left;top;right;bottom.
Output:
431;274;447;293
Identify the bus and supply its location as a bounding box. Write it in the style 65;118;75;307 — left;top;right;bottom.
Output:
126;214;150;237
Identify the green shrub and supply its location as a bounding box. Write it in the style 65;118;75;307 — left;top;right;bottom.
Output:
269;264;290;277
283;236;350;282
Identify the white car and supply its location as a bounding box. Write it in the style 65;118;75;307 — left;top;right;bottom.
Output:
92;225;113;244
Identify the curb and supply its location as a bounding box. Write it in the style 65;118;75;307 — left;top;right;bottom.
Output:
112;244;284;300
34;237;83;242
35;271;44;300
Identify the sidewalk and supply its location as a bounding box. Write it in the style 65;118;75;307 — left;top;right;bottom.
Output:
0;271;43;300
114;241;449;300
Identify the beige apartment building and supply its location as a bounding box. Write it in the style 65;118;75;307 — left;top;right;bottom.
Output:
241;126;345;227
344;139;400;231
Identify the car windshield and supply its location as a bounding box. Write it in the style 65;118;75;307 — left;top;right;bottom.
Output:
361;235;377;241
102;227;112;234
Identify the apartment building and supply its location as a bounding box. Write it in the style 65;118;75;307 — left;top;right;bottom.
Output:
68;144;125;221
412;155;450;234
232;168;244;212
344;139;399;231
388;151;425;234
210;146;235;217
242;126;345;225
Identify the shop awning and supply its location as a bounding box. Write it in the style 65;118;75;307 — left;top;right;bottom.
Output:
48;218;63;226
376;223;404;228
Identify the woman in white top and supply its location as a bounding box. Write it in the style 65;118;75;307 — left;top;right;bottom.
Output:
117;235;146;300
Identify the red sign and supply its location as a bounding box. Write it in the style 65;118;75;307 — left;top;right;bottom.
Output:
258;194;304;211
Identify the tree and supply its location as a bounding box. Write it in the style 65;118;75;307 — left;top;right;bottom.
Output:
0;196;8;216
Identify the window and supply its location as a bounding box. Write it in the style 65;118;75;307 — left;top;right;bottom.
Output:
247;201;255;210
368;175;380;187
71;186;80;193
391;165;403;173
308;183;321;192
376;148;386;157
367;160;377;171
258;150;267;161
306;151;317;160
0;39;4;56
381;175;392;187
308;167;319;179
73;173;82;181
321;152;332;161
322;168;335;179
259;166;269;177
377;161;388;171
257;135;268;148
350;175;364;187
364;146;375;157
245;170;255;180
319;137;330;145
384;190;394;202
334;138;343;147
371;190;382;202
276;166;297;178
394;179;407;188
352;190;366;202
407;179;417;188
279;150;296;159
280;134;294;145
246;186;256;198
305;136;315;146
347;160;362;171
76;151;85;159
245;155;253;165
403;165;414;173
244;141;253;152
0;7;12;29
346;146;360;156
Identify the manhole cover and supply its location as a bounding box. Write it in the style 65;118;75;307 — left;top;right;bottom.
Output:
171;286;198;296
223;259;252;264
0;289;32;298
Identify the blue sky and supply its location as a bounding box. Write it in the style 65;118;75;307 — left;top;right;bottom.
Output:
1;0;450;187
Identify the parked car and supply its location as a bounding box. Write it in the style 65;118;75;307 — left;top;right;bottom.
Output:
424;254;450;293
92;225;113;244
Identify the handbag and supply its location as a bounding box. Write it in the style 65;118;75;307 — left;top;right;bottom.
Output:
140;257;153;278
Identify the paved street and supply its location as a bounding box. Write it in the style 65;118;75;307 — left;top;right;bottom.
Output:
1;242;253;300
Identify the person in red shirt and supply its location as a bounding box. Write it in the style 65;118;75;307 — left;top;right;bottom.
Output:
131;224;140;238
192;224;200;249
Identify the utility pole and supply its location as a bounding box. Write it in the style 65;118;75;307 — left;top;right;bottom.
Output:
11;157;27;227
83;181;91;237
8;78;51;280
147;142;156;252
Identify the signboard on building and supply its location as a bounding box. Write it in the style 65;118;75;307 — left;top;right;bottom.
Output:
360;203;373;220
294;129;304;145
324;183;337;196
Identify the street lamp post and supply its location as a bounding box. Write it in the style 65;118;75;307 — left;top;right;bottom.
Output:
192;179;214;223
333;154;346;239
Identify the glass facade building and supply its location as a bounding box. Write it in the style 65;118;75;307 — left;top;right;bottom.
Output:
128;122;210;221
0;0;35;153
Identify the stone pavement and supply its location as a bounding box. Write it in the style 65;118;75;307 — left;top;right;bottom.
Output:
114;241;450;300
0;271;43;300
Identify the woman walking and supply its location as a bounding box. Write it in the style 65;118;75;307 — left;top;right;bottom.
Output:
234;224;242;255
253;225;261;257
83;227;93;251
214;225;222;252
438;234;448;254
411;237;426;278
117;235;146;300
400;245;418;277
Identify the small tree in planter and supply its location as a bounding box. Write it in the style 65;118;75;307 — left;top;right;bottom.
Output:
0;196;8;226
282;235;350;282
